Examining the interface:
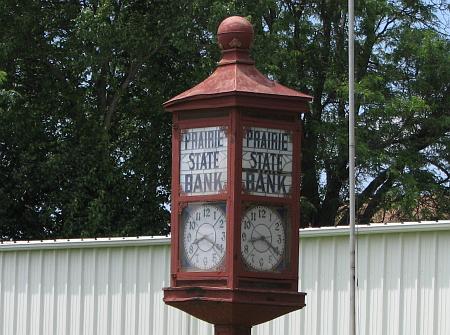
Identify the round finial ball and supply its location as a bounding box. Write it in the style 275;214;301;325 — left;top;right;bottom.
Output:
217;16;254;50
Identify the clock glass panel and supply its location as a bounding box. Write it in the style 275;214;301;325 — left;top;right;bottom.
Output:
180;202;227;272
240;205;290;272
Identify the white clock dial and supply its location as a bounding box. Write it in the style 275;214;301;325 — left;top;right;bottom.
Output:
241;205;285;271
182;204;226;271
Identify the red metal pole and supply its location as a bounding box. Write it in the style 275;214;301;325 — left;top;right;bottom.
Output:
215;325;251;335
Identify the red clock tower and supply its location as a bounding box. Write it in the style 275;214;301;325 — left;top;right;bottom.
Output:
163;16;312;335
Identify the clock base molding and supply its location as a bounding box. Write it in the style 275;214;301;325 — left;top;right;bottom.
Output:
214;325;251;335
163;286;306;327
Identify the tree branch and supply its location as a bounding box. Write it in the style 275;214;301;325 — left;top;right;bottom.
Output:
102;30;170;131
103;59;140;131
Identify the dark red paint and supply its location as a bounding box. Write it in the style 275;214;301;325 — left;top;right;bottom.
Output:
163;16;312;335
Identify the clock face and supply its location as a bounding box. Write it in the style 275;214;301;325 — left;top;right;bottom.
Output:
181;204;226;271
241;205;286;271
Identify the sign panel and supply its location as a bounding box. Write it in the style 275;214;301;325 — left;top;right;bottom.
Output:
180;126;227;196
242;127;293;197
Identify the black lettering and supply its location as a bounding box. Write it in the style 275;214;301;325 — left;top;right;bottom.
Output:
245;129;253;148
203;207;211;217
191;132;198;149
245;172;255;191
193;174;203;193
271;132;278;150
214;172;223;191
262;153;271;171
254;131;261;148
208;131;213;148
207;152;214;168
267;173;276;193
188;153;195;170
198;131;204;149
269;153;276;171
278;175;287;194
250;152;257;169
213;151;219;168
217;130;224;147
282;133;288;151
242;129;290;151
184;133;191;150
260;131;267;149
277;154;283;172
255;173;265;193
200;153;207;169
204;173;212;191
184;174;192;193
188;152;222;170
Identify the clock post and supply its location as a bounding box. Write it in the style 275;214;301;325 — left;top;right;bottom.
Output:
163;16;312;335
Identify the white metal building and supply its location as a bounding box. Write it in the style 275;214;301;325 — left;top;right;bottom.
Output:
1;221;449;335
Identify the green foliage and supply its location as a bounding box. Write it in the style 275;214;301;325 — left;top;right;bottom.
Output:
0;0;449;239
0;1;211;239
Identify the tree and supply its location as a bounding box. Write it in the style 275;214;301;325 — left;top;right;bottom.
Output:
0;1;214;239
226;0;449;226
1;0;448;240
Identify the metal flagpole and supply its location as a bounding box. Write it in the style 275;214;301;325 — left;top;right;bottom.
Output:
348;0;356;332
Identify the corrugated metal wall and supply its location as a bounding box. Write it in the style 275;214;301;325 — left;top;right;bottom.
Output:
1;222;449;335
296;223;450;335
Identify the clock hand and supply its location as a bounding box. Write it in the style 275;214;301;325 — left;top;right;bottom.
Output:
202;234;223;252
188;246;200;260
260;236;280;256
192;236;206;245
213;215;224;226
264;239;280;256
249;229;271;243
249;235;265;243
267;244;279;258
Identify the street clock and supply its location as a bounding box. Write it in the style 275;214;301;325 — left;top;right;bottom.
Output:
163;16;313;335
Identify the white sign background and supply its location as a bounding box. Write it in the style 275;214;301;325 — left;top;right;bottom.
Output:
242;127;293;197
180;126;227;196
